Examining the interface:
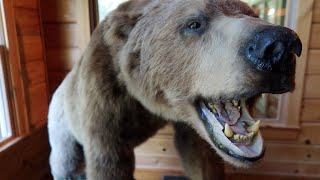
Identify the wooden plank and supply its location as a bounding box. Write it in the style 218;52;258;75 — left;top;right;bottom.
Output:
0;126;51;180
226;161;320;178
264;143;320;163
135;169;319;180
15;8;40;35
46;48;80;71
40;0;77;23
304;75;320;98
313;0;320;23
309;24;320;49
28;84;48;126
226;173;320;180
135;134;320;168
3;0;30;135
18;36;43;63
307;50;320;74
157;124;174;135
135;169;183;180
135;155;182;171
48;71;68;85
298;123;320;145
48;71;68;94
43;23;79;48
76;0;91;53
301;99;320;122
135;135;178;157
261;127;299;141
24;61;46;86
13;0;38;9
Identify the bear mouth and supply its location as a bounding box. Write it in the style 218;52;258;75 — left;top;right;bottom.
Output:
196;97;264;162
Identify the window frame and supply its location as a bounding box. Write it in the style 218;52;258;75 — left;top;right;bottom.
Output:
0;0;31;147
259;0;314;140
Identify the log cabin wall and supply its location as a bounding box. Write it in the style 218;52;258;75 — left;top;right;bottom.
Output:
13;0;48;128
39;0;320;179
40;0;90;95
0;0;51;179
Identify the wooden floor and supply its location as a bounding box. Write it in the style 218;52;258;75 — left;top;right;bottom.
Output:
134;169;320;180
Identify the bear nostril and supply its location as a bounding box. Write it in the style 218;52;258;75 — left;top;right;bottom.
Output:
244;26;302;72
265;42;285;64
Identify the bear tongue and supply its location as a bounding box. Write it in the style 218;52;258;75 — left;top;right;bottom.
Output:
214;102;240;125
214;102;247;135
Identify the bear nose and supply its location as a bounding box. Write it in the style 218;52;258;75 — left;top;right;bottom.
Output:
245;26;302;72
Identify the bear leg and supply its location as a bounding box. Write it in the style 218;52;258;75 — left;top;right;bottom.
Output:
174;123;225;180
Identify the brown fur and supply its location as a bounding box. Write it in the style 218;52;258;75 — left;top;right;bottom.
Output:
48;0;298;179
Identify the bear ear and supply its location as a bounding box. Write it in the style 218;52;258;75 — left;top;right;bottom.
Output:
104;1;142;43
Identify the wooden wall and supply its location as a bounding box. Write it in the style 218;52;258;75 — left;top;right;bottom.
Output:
0;0;51;179
12;0;49;128
38;0;320;179
40;0;90;95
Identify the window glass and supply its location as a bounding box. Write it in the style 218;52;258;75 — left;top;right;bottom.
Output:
0;2;12;142
98;0;128;21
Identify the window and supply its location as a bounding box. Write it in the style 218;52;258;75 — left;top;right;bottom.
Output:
0;0;11;143
244;0;287;25
97;0;128;22
242;0;299;126
0;47;11;142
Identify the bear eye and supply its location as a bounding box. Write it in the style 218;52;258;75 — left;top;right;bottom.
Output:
187;22;202;29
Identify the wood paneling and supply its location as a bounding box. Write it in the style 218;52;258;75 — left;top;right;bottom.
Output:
304;75;320;98
25;61;46;86
28;84;48;126
40;0;90;96
264;143;320;162
46;48;80;71
307;50;320;74
13;0;38;9
302;100;320;122
135;169;320;180
135;135;179;157
18;36;43;63
313;0;320;23
298;123;320;145
136;155;182;171
0;126;51;180
48;71;68;93
43;24;79;48
41;0;77;23
12;0;49;129
134;169;183;180
15;8;40;35
309;24;320;49
226;161;320;177
226;173;320;180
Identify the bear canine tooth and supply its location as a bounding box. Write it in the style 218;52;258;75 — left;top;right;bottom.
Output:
247;120;261;134
224;123;234;138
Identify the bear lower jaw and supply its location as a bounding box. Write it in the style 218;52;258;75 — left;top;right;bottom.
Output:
196;99;264;162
